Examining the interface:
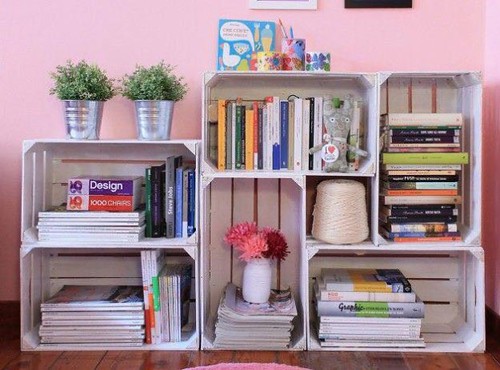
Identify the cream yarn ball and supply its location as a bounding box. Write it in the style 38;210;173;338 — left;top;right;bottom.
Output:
311;179;369;244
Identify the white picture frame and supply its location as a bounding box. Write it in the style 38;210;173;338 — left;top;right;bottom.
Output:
249;0;317;10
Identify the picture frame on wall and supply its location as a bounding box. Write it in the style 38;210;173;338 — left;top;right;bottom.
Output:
249;0;317;10
345;0;412;8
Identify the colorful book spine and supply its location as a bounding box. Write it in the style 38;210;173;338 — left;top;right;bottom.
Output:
382;189;458;196
316;300;425;318
382;195;462;205
175;166;184;238
245;107;254;170
67;177;142;196
257;105;264;170
280;100;289;169
253;101;259;170
225;102;233;170
217;100;226;170
144;167;152;238
165;157;176;238
66;195;137;212
187;169;196;237
389;128;460;136
386;223;458;233
235;104;243;169
382;181;458;190
382;152;469;165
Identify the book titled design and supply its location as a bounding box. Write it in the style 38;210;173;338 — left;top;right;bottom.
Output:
67;176;143;196
217;19;276;71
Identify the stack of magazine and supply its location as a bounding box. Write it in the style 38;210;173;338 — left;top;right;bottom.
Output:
314;268;425;349
37;205;146;243
39;285;145;347
214;283;297;350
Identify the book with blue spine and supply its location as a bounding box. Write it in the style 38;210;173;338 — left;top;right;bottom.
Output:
175;166;184;238
187;169;196;237
280;100;289;169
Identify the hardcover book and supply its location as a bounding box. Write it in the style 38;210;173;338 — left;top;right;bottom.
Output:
217;19;276;71
67;176;143;196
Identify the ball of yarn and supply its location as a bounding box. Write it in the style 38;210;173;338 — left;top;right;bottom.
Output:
311;179;369;244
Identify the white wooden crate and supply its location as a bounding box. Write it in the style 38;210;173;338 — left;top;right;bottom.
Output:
378;72;482;247
21;139;200;245
305;246;485;352
20;246;200;351
200;176;306;350
201;71;379;177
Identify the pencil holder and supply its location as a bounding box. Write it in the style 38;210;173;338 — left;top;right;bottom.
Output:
305;52;331;72
281;38;306;71
257;52;283;71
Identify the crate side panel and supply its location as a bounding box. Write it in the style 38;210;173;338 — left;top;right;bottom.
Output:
208;178;233;319
411;78;433;113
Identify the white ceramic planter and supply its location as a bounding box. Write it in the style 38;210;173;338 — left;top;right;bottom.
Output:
242;258;272;303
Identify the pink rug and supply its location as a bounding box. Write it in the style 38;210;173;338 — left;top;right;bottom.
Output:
184;363;311;370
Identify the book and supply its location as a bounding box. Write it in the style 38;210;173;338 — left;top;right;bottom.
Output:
389;128;461;136
321;268;412;293
187;169;196;237
217;19;276;71
175;166;184;238
382;152;469;165
382;195;462;205
385;223;458;233
280;100;289;169
67;176;143;196
226;102;234;169
387;136;460;144
381;113;463;127
381;189;458;196
315;298;424;318
151;163;166;237
144;167;152;237
66;194;141;212
245;106;254;170
391;235;462;242
217;99;226;170
381;164;462;171
314;281;416;303
381;174;459;182
382;181;458;190
165;156;182;238
379;214;457;224
381;204;458;217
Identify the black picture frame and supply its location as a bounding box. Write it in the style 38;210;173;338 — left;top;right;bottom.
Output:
345;0;412;8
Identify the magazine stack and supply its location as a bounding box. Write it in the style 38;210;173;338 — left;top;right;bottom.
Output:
313;268;425;348
37;205;146;243
380;113;467;243
214;283;297;350
140;250;194;344
39;285;145;347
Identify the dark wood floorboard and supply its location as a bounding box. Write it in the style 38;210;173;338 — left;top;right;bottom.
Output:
2;301;499;370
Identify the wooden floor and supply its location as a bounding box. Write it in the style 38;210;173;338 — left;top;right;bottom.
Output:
2;302;499;370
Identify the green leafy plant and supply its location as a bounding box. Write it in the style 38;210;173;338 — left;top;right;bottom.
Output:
121;61;188;101
50;60;116;101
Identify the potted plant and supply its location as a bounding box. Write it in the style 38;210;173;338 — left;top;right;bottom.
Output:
50;60;116;140
224;222;289;303
121;61;188;140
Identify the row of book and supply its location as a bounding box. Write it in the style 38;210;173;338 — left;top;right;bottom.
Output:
379;113;468;243
210;96;363;172
145;156;196;238
214;283;297;350
37;205;146;243
313;268;425;348
141;250;193;344
39;285;145;347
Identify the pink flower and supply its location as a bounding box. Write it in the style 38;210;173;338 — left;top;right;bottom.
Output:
224;222;258;248
239;233;268;262
223;222;289;262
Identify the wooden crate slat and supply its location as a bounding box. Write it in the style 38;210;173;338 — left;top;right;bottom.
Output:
411;78;433;113
49;256;141;278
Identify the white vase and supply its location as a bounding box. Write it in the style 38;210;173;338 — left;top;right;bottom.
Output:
242;258;272;303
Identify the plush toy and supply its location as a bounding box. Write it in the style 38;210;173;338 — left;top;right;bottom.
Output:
309;95;368;173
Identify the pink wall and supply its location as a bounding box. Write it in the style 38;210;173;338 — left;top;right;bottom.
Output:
483;0;500;314
0;1;488;302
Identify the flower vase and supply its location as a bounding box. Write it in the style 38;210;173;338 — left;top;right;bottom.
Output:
242;258;272;304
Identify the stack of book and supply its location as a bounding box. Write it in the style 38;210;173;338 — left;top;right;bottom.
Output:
144;157;196;239
39;285;145;347
380;113;468;242
214;283;297;350
140;250;193;344
314;268;425;349
211;96;363;172
37;206;146;243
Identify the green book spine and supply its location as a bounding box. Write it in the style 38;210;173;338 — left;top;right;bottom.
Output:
382;152;469;165
235;105;242;169
152;276;160;312
145;167;152;238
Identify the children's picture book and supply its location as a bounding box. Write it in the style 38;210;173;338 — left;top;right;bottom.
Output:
217;19;276;71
